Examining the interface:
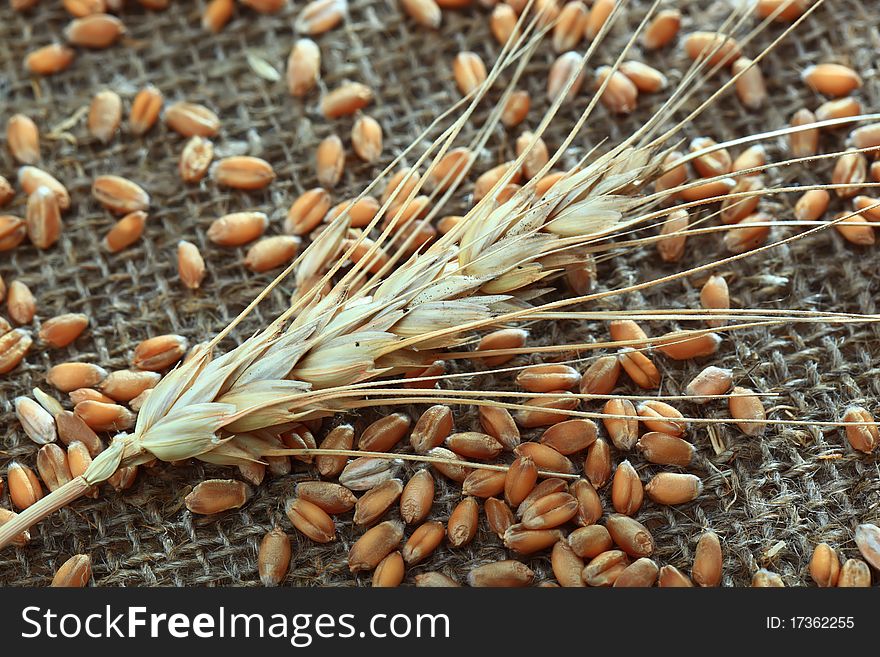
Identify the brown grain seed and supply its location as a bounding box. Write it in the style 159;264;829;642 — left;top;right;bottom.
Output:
515;364;580;393
755;0;808;21
515;478;567;518
7;114;39;164
683;31;740;67
685;366;733;403
132;334;187;371
25;44;75;76
179;136;214;183
55;410;103;456
854;523;880;571
832;212;874;246
283;39;322;98
315;134;345;187
7;462;43;510
583;437;611;488
468;559;535;587
645;472;702;505
619;60;667;93
348;520;404;572
354;478;404;526
584;0;614;40
656;330;721;361
26;186;62;250
350;115;383;163
838;558;871;587
498;90;531;131
608;319;648;344
569;477;601;526
521;491;577;529
728;386;766;436
809;542;841;587
638;432;695;467
107;465;138;491
637;399;686;435
547;51;585;103
655;565;693;587
322;82;372;119
313;424;353;477
47;362;108;392
0;508;31;547
484;497;515;538
690;137;732;178
74;400;135;431
213;156;275;190
401;0;441;28
447;496;479;547
475;328;527;366
752;569;784;587
128;389;152;412
642;8;679;49
579;355;619;396
721;176;763;225
15;396;56;445
504;455;537;507
66;441;98;497
691;531;723;586
98;369;161;403
515;132;548;181
550;540;585;587
176;240;206;290
285;188;331;235
606;514;654;558
479;405;520;451
853;196;880;222
731;57;766;109
699;274;729;329
654;151;687;197
552;1;587;52
816;96;862;123
790;108;819;157
39;313;88;348
51;554;91;587
7;281;36;324
851;123;880;155
446;432;503;461
64;0;107;17
462;469;507;498
613;557;659;587
36;443;72;492
723;212;771;253
582;550;629;587
803;63;862;97
327;196;381;229
473;161;521;203
490;3;518;45
129;86;164;135
515;392;579;429
402;520;445;566
102;210;147;252
0;215;24;252
295;0;345;34
70;389;114;405
286;497;336;542
732;145;767;173
832;150;867;198
381;168;421;210
610;460;643;516
201;0;234;31
452;51;487;96
657;208;689;262
514;442;575;474
568;525;612;559
358;412;410;452
841;406;878;453
65;13;125;48
602;398;638;451
340;456;402;490
618;348;660;389
257;528;291;587
244;235;301;272
0;180;15;209
296;481;357;514
539;419;597;455
207;211;268;246
166;105;221;142
414;571;459;587
400;469;434;524
410;405;454;454
678;177;733;201
428;147;472;191
92;175;149;215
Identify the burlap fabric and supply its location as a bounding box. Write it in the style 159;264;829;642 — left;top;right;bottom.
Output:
1;0;878;587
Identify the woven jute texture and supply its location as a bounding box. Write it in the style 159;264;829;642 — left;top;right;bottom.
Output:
1;0;879;587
